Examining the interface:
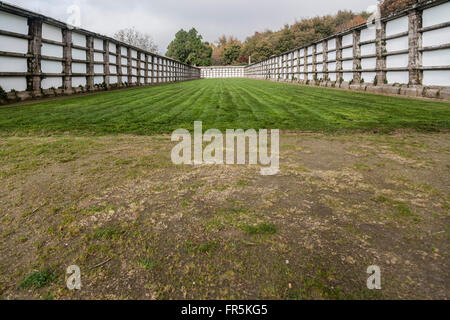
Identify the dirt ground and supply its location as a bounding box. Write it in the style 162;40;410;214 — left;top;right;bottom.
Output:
0;132;448;300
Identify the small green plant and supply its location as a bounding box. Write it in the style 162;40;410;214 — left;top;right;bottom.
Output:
373;76;378;86
242;223;277;235
139;258;158;270
19;269;56;289
383;78;388;85
349;79;354;85
360;78;365;84
0;86;8;100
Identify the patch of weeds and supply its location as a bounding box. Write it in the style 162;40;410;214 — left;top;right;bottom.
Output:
19;269;56;290
139;258;158;270
236;179;250;187
242;223;277;235
184;241;219;254
92;225;124;240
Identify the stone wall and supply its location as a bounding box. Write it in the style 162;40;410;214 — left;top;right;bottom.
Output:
245;0;450;100
0;2;200;103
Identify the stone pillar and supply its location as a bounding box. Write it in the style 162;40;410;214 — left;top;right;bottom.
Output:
62;29;72;93
137;52;141;85
353;29;361;83
408;9;422;85
376;21;387;85
86;35;94;91
116;44;122;86
336;36;343;82
303;47;308;82
27;18;42;95
144;54;149;85
103;40;110;87
151;55;155;84
323;40;328;81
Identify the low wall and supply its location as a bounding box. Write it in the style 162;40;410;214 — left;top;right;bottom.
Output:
0;2;200;103
200;66;246;78
245;0;450;98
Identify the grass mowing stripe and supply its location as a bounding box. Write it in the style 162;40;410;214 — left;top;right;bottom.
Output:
0;78;449;135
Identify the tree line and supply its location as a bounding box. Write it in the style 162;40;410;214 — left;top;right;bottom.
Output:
114;0;423;66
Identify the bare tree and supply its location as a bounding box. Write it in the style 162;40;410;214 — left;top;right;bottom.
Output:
113;27;159;54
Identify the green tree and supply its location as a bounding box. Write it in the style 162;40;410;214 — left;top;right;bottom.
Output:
166;28;212;66
223;45;241;65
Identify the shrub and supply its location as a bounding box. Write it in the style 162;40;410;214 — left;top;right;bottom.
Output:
0;86;7;100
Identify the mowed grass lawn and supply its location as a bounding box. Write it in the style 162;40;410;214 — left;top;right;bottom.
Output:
0;78;449;135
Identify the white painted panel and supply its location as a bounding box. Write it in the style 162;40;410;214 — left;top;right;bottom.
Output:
110;76;118;84
122;67;128;74
140;62;145;68
343;72;353;82
140;55;146;61
109;66;117;74
386;16;408;36
72;77;86;87
41;60;62;73
72;63;86;74
360;27;376;42
121;57;128;65
121;47;128;56
316;43;323;53
42;23;62;42
361;57;376;70
386;54;408;68
342;34;353;47
299;58;305;65
361;43;376;56
361;72;376;83
132;69;137;75
386;36;408;52
109;55;116;63
72;48;86;60
42;43;63;58
307;46;313;55
327;39;336;50
423;70;450;86
307;56;312;64
343;60;353;71
422;27;450;47
41;77;62;89
140;70;145;76
423;49;450;67
109;43;117;53
131;50;137;58
328;62;336;71
94;64;103;74
94;76;103;84
342;47;353;58
132;60;137;67
307;65;312;72
299;48;305;55
328;51;336;61
0;35;28;54
422;2;450;28
316;64;323;72
72;33;86;48
94;38;103;50
94;52;104;62
0;56;27;72
132;77;137;83
328;73;336;81
299;66;304;72
386;71;408;84
316;54;323;63
0;11;28;34
308;73;314;80
0;76;26;91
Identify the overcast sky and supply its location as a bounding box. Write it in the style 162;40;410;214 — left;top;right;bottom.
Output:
6;0;376;54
